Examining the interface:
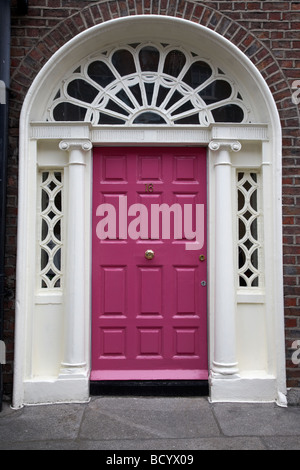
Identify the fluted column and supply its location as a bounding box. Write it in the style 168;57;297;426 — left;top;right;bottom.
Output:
209;140;241;377
59;139;92;376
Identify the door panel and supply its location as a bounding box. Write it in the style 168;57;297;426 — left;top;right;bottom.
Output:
91;147;208;380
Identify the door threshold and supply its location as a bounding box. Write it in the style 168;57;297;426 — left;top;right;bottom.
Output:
90;380;209;397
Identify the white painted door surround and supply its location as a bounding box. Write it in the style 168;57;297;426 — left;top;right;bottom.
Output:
13;16;287;408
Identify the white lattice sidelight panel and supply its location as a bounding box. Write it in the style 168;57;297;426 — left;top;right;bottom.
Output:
39;171;63;289
46;43;251;126
237;170;262;288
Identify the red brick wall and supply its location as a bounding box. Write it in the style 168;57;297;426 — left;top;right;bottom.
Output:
4;0;300;396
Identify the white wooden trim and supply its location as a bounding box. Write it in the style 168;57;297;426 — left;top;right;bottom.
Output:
13;16;286;408
30;122;269;144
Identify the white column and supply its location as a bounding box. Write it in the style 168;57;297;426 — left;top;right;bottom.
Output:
209;140;241;378
59;139;92;376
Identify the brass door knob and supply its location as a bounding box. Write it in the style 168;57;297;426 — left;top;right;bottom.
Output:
199;254;206;261
145;249;154;260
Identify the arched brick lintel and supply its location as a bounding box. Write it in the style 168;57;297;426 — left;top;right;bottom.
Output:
10;0;293;125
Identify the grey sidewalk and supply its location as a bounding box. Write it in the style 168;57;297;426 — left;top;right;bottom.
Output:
0;396;300;450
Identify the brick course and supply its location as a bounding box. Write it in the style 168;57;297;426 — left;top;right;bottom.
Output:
4;0;300;395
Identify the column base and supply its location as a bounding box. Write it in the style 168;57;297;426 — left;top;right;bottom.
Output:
212;361;239;377
59;363;87;379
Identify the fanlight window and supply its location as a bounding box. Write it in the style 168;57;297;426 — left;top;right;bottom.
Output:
47;43;250;126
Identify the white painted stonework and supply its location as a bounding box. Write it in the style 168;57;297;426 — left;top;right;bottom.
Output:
13;16;287;408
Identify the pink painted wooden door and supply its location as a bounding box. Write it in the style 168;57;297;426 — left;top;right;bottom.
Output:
91;147;207;381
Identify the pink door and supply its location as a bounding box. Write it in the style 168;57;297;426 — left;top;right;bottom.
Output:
91;147;208;381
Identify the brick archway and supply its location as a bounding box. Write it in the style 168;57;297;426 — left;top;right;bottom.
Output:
10;0;293;126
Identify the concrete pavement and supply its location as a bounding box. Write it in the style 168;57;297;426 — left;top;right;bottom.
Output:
0;395;300;450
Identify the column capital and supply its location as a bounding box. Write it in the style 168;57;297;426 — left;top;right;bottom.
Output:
209;140;242;153
59;139;92;152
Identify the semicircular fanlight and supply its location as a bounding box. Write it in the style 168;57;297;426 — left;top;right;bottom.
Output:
48;43;250;126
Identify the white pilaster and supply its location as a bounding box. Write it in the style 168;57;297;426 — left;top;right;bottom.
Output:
209;140;241;379
59;139;92;377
